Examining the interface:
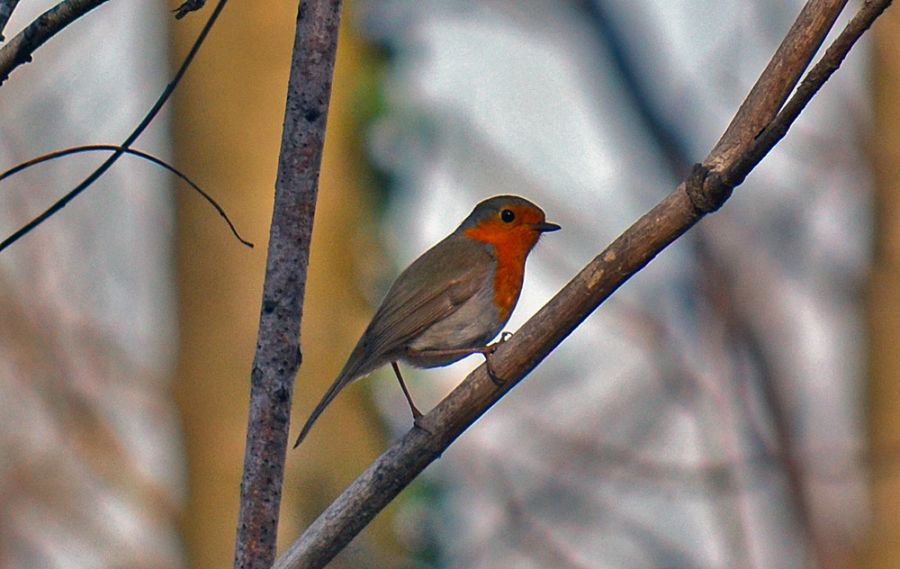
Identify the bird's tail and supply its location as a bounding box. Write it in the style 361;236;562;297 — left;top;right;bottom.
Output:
292;370;352;449
293;342;375;449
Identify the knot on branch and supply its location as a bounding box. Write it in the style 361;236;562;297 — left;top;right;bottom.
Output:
686;163;733;215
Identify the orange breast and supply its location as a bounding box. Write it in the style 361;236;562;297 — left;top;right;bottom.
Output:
491;249;524;320
464;224;538;321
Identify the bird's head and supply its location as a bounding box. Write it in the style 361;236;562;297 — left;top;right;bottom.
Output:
458;195;560;255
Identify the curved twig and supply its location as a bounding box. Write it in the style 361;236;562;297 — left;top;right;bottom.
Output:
0;0;229;253
0;145;253;247
274;1;891;568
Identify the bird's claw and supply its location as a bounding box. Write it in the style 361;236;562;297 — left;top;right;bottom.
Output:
484;351;506;387
483;332;511;386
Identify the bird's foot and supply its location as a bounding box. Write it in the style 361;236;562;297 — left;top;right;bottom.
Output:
484;332;512;387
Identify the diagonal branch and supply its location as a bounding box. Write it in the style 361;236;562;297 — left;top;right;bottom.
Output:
0;0;111;85
273;1;891;568
0;0;20;41
233;1;343;569
721;0;893;189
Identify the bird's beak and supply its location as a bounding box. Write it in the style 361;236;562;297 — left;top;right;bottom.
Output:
532;221;561;232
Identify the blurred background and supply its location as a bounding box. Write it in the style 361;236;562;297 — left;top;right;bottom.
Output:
0;1;897;568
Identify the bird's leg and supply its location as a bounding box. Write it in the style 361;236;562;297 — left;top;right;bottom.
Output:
483;332;512;386
391;361;424;421
407;333;513;387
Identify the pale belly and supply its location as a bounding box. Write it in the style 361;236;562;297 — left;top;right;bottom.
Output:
404;285;507;368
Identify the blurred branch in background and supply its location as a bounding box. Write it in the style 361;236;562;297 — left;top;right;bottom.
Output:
579;2;877;567
0;2;180;568
867;5;900;567
275;1;888;568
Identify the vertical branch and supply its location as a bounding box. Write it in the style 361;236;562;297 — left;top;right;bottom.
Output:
234;2;343;569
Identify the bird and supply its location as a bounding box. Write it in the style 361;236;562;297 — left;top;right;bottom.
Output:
293;195;560;448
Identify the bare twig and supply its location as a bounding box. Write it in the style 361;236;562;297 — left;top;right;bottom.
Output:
273;1;890;567
0;145;253;247
0;0;111;85
0;0;228;253
720;0;893;188
174;0;206;19
0;0;20;41
233;1;343;569
707;0;848;170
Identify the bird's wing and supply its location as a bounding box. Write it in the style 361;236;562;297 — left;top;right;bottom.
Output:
354;235;493;369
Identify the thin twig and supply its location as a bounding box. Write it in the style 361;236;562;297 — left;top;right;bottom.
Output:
0;0;228;253
0;0;20;41
0;0;111;85
0;145;253;247
273;1;890;567
233;1;343;569
707;0;849;170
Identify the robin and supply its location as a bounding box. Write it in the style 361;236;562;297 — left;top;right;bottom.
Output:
293;195;560;448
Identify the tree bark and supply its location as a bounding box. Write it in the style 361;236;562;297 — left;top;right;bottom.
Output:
233;1;343;569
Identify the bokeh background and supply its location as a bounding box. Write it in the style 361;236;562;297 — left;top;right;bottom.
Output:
0;1;898;568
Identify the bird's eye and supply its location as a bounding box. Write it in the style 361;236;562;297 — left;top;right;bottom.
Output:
500;209;515;223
